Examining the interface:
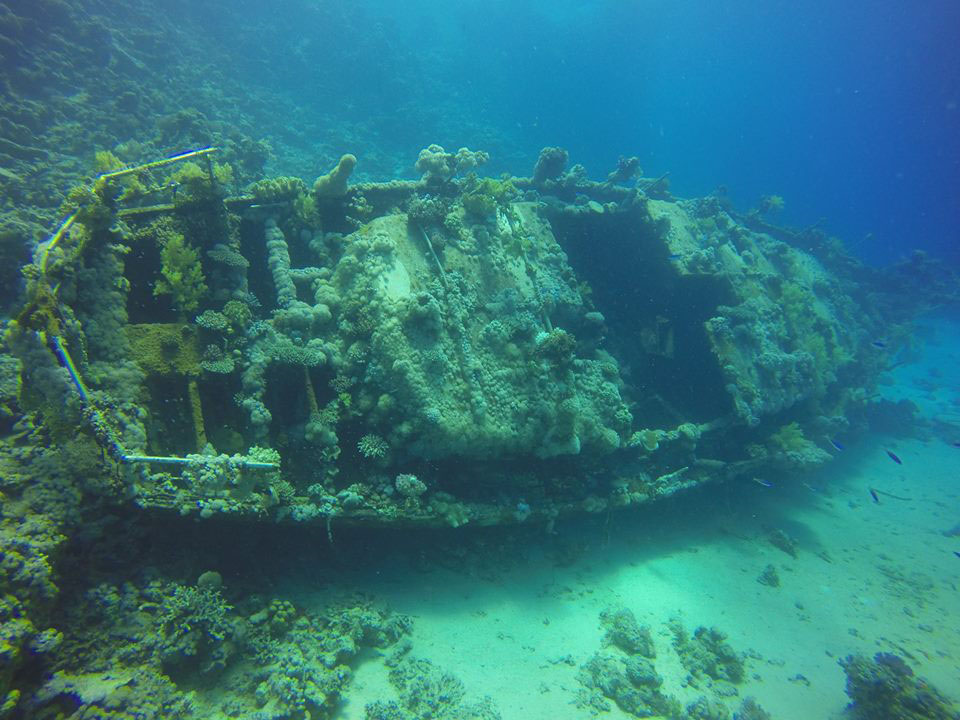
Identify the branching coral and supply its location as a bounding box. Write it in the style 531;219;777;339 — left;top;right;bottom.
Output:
168;160;233;204
358;433;388;459
153;224;207;314
157;583;233;665
199;344;234;374
93;149;148;202
195;310;229;333
767;421;831;468
461;177;518;219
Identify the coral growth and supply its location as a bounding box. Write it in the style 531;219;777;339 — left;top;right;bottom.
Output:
841;653;959;720
313;154;357;198
126;323;201;376
39;577;411;720
151;220;208;314
415;144;489;183
366;653;501;720
670;620;746;686
600;607;656;657
532;146;569;185
577;608;680;718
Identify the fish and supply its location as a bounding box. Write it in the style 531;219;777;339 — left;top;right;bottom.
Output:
667;253;683;261
751;477;774;488
955;551;960;559
829;438;845;451
885;449;902;465
871;340;888;349
871;487;914;502
951;441;960;448
869;488;880;503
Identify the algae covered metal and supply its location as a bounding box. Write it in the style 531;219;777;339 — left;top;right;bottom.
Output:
8;146;887;528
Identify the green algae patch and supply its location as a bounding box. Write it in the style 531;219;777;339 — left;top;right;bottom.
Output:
126;323;201;377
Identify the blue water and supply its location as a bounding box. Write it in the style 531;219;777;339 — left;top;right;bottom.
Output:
207;0;960;266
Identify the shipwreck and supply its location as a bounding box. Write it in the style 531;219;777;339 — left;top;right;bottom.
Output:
6;144;892;529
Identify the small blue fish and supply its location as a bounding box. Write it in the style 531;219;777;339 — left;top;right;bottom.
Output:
751;477;774;488
869;488;880;503
871;340;888;349
951;441;960;448
829;438;845;451
668;253;683;261
885;449;902;465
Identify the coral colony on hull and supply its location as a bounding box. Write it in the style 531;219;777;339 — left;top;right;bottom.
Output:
11;145;889;528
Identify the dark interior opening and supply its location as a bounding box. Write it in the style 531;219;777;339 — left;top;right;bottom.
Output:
197;373;244;454
144;376;195;455
239;216;275;312
263;364;312;439
125;230;177;324
547;207;735;425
